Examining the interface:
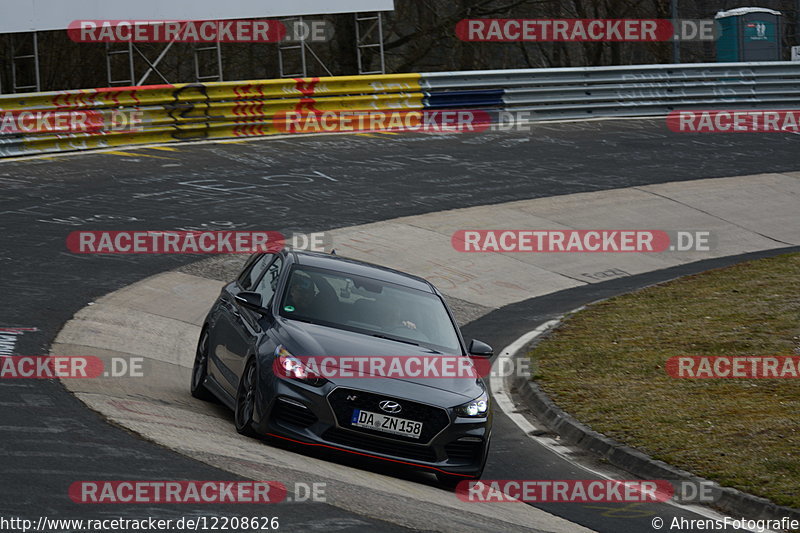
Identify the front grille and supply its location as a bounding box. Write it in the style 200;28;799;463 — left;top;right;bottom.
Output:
327;387;450;443
272;397;317;428
445;438;484;462
323;427;437;462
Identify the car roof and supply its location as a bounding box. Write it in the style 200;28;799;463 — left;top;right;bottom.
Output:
287;250;434;293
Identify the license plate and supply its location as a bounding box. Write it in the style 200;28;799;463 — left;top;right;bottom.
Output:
351;409;423;439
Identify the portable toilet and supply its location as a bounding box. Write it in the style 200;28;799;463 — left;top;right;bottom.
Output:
715;7;782;61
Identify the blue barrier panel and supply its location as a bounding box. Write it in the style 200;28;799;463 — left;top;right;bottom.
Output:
423;89;505;109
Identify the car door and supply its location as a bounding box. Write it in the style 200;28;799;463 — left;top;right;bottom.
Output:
208;253;276;395
228;254;284;379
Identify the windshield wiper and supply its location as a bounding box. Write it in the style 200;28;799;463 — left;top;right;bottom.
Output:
370;333;421;347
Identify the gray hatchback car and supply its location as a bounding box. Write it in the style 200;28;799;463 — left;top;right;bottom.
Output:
191;249;493;483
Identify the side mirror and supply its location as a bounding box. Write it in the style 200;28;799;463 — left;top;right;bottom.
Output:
468;339;493;358
235;291;269;314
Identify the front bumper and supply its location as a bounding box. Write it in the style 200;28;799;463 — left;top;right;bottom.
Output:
252;376;491;477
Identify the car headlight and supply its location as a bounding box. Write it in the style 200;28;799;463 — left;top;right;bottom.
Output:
274;345;327;387
454;392;489;417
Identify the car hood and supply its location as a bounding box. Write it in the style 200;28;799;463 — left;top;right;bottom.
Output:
272;317;485;404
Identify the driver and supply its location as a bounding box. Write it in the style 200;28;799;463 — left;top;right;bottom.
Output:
286;271;317;312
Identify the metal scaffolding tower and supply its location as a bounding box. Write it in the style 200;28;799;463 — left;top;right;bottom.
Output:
11;32;41;92
277;16;334;78
106;43;135;86
355;12;385;74
194;42;224;82
278;17;308;77
105;39;223;86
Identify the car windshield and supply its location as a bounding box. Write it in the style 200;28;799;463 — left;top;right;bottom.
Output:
279;265;462;354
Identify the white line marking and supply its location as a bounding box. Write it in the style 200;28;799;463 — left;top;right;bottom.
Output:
490;317;775;532
313;170;337;182
0;331;24;357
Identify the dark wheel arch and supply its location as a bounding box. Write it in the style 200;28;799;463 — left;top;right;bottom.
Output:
191;326;217;402
234;356;259;437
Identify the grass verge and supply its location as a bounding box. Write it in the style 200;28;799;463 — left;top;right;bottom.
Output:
530;252;800;508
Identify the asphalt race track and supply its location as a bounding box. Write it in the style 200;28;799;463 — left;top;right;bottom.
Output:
1;119;799;532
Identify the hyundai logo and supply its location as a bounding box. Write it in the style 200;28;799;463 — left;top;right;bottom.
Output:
378;400;402;414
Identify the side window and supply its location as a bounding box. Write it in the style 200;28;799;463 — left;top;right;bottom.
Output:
253;257;284;304
238;254;274;291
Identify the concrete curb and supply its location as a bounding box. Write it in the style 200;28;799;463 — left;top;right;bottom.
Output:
509;317;800;523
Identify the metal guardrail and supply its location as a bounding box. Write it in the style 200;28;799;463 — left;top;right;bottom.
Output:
421;62;800;120
0;62;798;157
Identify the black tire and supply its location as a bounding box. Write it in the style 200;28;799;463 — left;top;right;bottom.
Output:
190;328;216;402
234;358;258;437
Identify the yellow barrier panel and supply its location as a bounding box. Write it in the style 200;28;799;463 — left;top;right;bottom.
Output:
0;74;422;112
161;92;424;126
0;73;425;157
199;74;422;101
